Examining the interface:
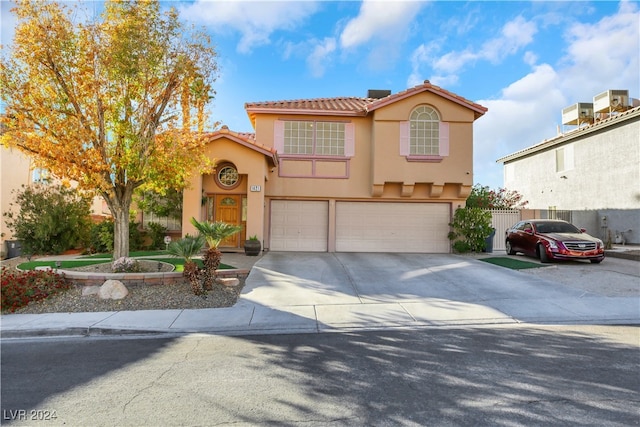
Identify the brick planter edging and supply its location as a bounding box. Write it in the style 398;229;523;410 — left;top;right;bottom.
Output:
58;269;250;287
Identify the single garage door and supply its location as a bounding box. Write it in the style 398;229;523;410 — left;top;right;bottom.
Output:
270;200;328;251
336;202;450;253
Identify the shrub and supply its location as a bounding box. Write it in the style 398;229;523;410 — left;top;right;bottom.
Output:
466;184;528;209
1;267;71;313
448;207;493;253
146;222;168;250
88;219;115;254
3;184;92;255
87;219;145;254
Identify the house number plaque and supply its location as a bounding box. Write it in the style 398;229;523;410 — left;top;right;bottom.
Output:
250;185;261;192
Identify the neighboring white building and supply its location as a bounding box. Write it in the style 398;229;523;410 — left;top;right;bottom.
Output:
498;105;639;210
497;90;640;244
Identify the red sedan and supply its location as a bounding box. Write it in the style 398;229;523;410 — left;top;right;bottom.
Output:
505;219;605;264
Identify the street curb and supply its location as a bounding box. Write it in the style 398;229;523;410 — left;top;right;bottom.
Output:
605;250;640;261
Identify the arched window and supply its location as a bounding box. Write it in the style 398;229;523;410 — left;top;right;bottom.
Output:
409;106;440;155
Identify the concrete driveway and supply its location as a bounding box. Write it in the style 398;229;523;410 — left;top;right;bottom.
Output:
241;252;640;329
2;252;637;337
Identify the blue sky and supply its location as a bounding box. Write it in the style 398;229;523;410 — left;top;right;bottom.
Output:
2;1;639;189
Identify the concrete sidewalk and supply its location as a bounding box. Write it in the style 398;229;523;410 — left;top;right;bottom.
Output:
1;250;639;338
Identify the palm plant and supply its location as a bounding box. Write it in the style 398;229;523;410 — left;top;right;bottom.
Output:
167;234;205;295
190;217;242;290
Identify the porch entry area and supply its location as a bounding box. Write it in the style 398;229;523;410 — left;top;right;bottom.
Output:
269;200;451;253
205;194;247;249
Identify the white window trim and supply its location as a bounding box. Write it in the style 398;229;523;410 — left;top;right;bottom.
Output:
400;121;449;162
274;120;355;158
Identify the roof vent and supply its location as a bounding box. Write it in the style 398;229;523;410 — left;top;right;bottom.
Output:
367;89;391;99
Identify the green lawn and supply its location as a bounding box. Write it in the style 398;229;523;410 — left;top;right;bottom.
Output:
479;257;549;270
80;250;170;259
17;258;234;272
16;260;111;270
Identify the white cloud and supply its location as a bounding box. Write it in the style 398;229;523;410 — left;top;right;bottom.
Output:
432;50;478;74
339;0;423;49
435;15;537;74
408;41;440;87
180;0;319;54
523;51;538;66
409;14;538;90
474;64;565;188
473;1;640;189
306;37;337;78
559;0;639;100
428;74;459;88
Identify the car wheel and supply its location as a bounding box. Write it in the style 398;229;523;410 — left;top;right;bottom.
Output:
590;259;603;264
505;240;516;255
538;244;550;263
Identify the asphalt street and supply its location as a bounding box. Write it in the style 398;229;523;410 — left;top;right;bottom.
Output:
1;325;639;426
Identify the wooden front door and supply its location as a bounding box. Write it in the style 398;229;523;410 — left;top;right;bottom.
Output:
214;195;241;248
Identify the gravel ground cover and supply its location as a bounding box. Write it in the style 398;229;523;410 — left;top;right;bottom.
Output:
2;257;245;314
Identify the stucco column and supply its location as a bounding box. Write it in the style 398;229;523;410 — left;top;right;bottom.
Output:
245;167;266;243
182;171;203;237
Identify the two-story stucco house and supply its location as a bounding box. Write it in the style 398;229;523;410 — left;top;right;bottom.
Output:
497;90;640;244
181;81;487;253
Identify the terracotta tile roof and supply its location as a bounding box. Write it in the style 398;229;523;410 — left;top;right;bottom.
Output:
367;81;488;119
244;81;487;126
203;126;278;166
245;97;373;115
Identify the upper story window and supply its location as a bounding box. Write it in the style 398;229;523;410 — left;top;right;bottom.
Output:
410;106;440;155
284;121;345;156
555;144;574;173
32;168;50;184
275;120;355;158
400;106;449;162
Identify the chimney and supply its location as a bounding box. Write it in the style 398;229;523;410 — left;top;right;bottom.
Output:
367;89;391;99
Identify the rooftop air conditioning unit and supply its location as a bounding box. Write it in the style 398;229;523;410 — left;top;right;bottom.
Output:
562;103;594;125
593;90;629;113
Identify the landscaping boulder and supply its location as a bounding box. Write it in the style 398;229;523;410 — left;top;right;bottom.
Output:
98;280;129;300
216;277;240;287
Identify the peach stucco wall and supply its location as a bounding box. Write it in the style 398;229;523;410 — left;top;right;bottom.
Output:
1;146;33;244
370;93;475;193
251;93;475;203
182;137;268;242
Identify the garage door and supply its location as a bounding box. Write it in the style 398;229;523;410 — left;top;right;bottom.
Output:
336;202;450;253
270;200;328;251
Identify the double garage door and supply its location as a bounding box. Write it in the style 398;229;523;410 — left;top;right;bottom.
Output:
270;200;450;253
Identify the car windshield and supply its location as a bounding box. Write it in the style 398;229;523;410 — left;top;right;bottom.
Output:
534;222;581;234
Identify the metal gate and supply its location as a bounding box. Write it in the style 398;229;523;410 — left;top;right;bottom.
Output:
489;210;521;251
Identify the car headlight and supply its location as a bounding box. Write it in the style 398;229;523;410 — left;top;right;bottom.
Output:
595;239;604;249
547;240;559;250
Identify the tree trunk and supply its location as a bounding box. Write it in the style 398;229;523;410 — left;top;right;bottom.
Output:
104;183;135;260
112;207;130;260
202;247;221;290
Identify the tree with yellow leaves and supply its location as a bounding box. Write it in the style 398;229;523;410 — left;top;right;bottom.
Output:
1;0;217;259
